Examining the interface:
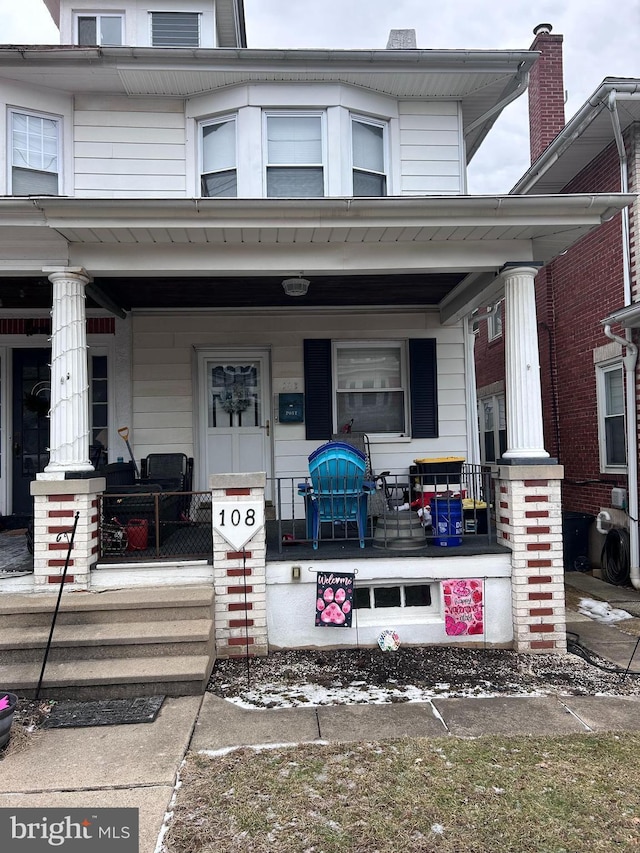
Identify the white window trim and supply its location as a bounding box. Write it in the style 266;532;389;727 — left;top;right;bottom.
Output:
331;339;409;437
487;300;503;341
8;107;61;196
199;114;238;197
596;359;627;473
262;110;327;198
149;10;201;47
350;113;389;196
73;12;124;46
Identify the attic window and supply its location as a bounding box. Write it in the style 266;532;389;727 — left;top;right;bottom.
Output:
77;14;123;46
151;11;200;47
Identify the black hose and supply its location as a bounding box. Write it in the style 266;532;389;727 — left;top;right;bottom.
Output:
566;630;640;676
601;527;631;585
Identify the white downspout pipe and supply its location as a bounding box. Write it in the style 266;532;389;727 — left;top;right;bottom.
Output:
607;91;640;588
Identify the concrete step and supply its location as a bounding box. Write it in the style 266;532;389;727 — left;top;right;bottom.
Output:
0;585;214;628
0;619;215;663
4;654;214;700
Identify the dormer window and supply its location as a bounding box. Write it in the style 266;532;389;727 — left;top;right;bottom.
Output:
200;116;237;197
151;12;200;47
265;113;325;198
351;116;387;196
76;14;123;46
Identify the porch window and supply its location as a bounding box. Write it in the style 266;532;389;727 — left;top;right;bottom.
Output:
10;110;60;196
200;116;237;197
351;116;387;196
597;362;626;470
151;11;200;46
334;342;407;434
304;338;438;440
479;393;506;464
77;14;123;45
265;113;324;197
354;584;433;610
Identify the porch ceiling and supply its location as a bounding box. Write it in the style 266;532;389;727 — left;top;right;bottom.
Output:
0;272;466;310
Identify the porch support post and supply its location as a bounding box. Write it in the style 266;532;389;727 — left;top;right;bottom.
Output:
210;472;268;658
42;266;93;475
497;464;566;653
500;262;551;462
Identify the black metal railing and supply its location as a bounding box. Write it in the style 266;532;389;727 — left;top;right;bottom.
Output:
98;490;212;561
96;465;494;561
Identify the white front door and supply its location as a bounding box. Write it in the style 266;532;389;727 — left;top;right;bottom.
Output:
198;350;272;497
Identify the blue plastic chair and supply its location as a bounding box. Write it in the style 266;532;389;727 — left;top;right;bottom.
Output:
299;441;373;549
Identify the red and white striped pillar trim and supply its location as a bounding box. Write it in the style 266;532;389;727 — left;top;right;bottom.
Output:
30;477;106;592
497;464;566;653
209;472;268;659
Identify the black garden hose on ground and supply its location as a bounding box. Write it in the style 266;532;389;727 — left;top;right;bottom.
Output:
601;527;631;586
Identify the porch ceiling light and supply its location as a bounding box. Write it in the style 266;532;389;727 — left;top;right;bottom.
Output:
282;276;310;297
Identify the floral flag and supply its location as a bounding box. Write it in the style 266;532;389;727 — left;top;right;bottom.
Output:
315;572;355;628
442;578;484;636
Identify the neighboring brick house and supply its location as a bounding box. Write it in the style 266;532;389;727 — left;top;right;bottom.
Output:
474;24;640;579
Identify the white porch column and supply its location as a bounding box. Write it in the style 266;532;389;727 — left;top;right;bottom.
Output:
43;267;93;475
501;262;550;462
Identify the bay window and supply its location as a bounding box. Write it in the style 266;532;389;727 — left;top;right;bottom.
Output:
351;116;387;196
200;116;237;197
265;113;325;197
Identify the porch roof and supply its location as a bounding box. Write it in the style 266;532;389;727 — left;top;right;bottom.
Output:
0;193;632;321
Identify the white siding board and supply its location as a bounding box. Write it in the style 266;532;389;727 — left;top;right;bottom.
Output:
402;176;461;193
398;101;458;116
75;175;186;191
399;115;460;132
75;126;185;144
130;310;467;465
75;110;186;128
76;158;186;175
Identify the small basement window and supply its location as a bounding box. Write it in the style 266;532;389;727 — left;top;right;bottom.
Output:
354;584;432;610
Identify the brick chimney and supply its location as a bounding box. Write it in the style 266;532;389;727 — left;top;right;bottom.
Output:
528;23;565;163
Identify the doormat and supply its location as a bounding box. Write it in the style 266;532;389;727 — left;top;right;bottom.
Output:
43;696;165;728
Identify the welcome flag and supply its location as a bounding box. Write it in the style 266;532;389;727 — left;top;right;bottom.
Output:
315;572;355;628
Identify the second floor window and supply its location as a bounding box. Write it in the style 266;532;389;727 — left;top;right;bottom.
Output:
352;116;387;196
151;12;200;47
201;117;237;197
265;113;324;197
10;110;59;196
77;14;123;45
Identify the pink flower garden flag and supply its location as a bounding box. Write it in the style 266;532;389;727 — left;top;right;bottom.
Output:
315;572;355;627
442;579;484;636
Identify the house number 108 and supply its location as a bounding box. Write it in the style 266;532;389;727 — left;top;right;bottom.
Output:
217;508;256;527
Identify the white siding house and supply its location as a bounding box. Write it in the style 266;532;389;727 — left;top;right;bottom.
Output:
0;1;633;659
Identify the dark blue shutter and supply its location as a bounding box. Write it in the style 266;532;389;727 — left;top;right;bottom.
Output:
409;338;438;438
304;339;333;440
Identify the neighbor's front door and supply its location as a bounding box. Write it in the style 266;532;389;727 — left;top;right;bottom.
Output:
200;351;272;498
12;348;51;515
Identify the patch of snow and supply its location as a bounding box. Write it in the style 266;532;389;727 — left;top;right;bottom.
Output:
578;598;633;624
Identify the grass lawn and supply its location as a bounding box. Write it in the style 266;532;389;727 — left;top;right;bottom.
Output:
164;733;640;852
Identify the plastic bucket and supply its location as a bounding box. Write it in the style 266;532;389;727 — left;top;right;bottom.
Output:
126;518;149;551
430;498;463;547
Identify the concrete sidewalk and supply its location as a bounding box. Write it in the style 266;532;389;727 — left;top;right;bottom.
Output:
2;571;640;853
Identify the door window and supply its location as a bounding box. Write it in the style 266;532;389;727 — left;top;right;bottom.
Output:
209;363;261;427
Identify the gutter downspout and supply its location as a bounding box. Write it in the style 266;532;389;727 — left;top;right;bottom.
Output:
606;90;639;588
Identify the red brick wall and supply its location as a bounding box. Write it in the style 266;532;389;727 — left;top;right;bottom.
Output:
475;139;631;516
528;30;565;164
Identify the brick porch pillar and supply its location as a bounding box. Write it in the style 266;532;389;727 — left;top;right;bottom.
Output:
30;477;105;592
497;464;567;653
210;472;268;658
